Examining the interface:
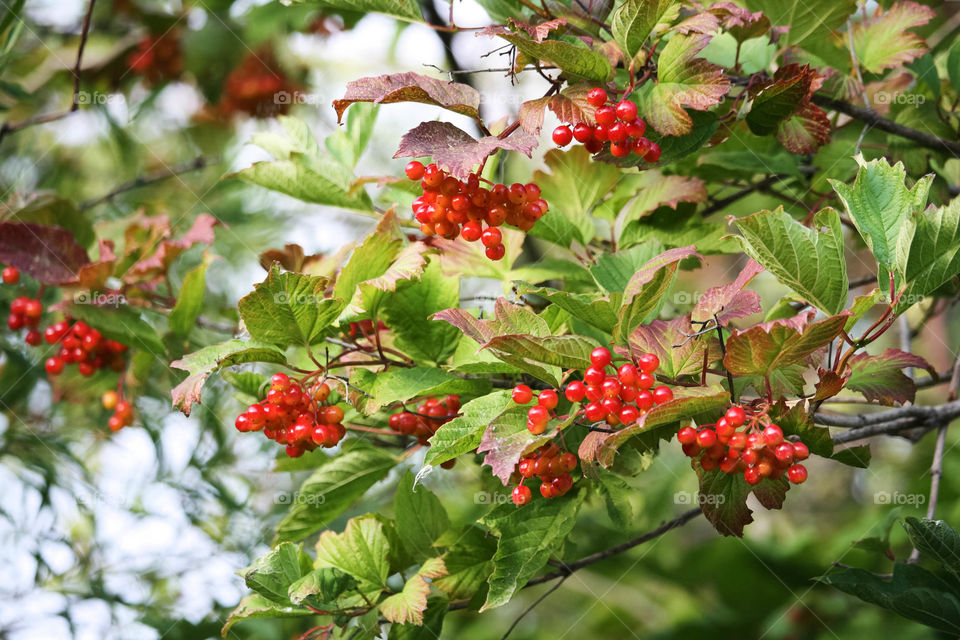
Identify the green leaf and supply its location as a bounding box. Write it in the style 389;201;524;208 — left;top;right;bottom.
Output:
275;444;397;543
899;197;960;312
723;313;847;382
394;471;450;562
169;258;209;337
482;334;603;381
358;366;491;415
388;595;448;640
697;465;789;537
517;285;620;334
326;103;378;168
314;515;392;589
611;0;679;60
232;153;373;212
825;563;960;635
903;517;960;581
830;156;933;289
220;370;266;399
287;567;358;610
238;264;345;348
613;246;699;344
831;445;872;468
241;542;314;604
746;65;818;137
530;147;617;247
489;32;611;82
334;220;402;308
745;0;856;48
433;527;496;600
851;2;935;74
637;33;730;136
480;487;585;611
948;40;960;94
776;401;833;458
170;339;287;415
381;259;460;365
64;302;165;356
221;594;311;637
379;574;432;625
622;316;719;379
590;242;665;292
735;207;849;315
424;390;513;467
302;0;422;23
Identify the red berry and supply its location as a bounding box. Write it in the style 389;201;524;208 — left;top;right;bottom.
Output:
285;444;305;458
24;330;41;346
762;424;783;446
586;87;607;107
2;266;19;284
23;299;42;319
584;402;605;422
564;380;586;402
619;405;639;424
774;443;795;462
681;442;701;457
608;121;628;143
45;357;64;375
528;405;549;425
512;484;532;505
615;100;638;121
626;118;646;138
652;385;673;404
584;138;603;154
235;413;252;432
744;467;762;485
617;363;638;386
643;141;661;163
559;452;577;472
540;482;556;499
324;405;345;423
461;220;482;242
512;384;533;404
787;464;808;484
595;105;616;127
792;442;810;461
590;347;611;369
7;314;23;330
572;123;593;142
271;372;290;390
481;227;502;248
635;390;655;412
552;125;573;146
600;396;621;415
638;353;660;374
697;429;717;448
677;426;697;444
583;366;605;386
538;389;559;409
405;161;425;180
725;406;746;428
485;244;506;261
610;141;630;157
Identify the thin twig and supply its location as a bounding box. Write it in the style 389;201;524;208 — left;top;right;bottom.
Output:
80;156;217;210
500;574;569;640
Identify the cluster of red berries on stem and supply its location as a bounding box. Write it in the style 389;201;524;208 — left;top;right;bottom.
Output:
101;390;135;432
514;347;674;434
552;88;661;161
7;295;44;345
388;395;460;445
235;373;346;457
43;319;129;377
127;31;183;85
511;442;578;505
678;405;810;485
404;161;548;261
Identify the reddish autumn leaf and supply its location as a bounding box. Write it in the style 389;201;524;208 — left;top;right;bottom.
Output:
691;259;764;325
708;2;770;41
851;2;936;74
0;222;91;285
125;214;219;282
477;406;561;485
777;101;831;154
393;121;538;180
480;17;567;43
616;315;720;379
845;348;937;405
518;83;599;134
813;367;848;402
74;239;117;290
333;72;481;123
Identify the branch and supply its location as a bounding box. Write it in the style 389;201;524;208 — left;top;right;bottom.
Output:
701;174;791;217
80;156;218;210
816;400;960;429
811;93;960;157
0;0;96;145
500;574;569;640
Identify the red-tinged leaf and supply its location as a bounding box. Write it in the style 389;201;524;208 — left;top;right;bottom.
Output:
506;17;567;42
623;245;701;299
777;101;830;154
674;12;720;35
724;312;847;382
691;258;764;325
477;406;563;485
74;239;116;289
845;348;938;405
746;64;823;137
258;244;325;273
433;298;550;345
813;367;848;402
578;389;730;478
612;171;707;235
852;2;936;74
126;214;219;282
0;222;91;285
360;241;431;292
428;226;524;279
518;83;600;134
616;315;720;379
696;462;789;537
708;2;770;41
332;72;480;123
638;33;730;136
394;121;538;180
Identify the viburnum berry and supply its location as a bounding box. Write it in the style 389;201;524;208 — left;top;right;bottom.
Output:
652;385;673;404
102;390;119;410
725;405;746;428
2;265;19;284
512;484;532;505
590;347;612;369
787;464;808;484
565;380;586;402
595;105;616;127
485;244;506;261
572;122;593;142
538;388;559;409
405;161;425;180
762;424;783;446
615;100;638;121
512;384;533;404
677;426;697;444
45;357;64;375
586;87;607;107
638;353;660;374
552;125;573;147
481;227;502;248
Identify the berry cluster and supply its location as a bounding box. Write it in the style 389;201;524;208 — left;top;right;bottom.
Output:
102;390;135;432
127;31;183;85
388;395;460;446
511;442;577;505
404;161;548;261
7;296;44;345
677;406;810;485
43;320;129;377
2;265;19;284
234;373;346;457
346;319;386;340
552;88;661;161
218;52;298;119
514;347;673;434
